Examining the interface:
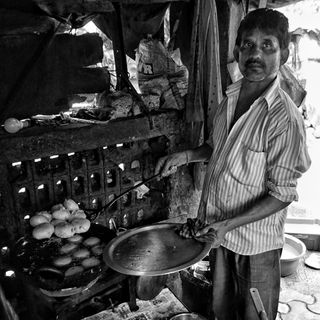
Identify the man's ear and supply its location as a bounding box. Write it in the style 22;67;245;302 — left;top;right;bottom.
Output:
233;46;240;62
280;48;289;65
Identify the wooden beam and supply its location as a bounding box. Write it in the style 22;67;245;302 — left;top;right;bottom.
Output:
0;33;104;121
112;2;129;90
0;112;181;163
0;8;55;35
34;0;114;16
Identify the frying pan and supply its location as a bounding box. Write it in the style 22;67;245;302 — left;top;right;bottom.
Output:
11;173;160;294
11;223;116;293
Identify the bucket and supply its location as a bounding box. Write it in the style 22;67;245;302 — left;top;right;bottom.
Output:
280;234;306;277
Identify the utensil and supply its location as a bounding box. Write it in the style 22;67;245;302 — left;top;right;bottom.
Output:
85;173;161;222
250;288;268;320
103;223;211;276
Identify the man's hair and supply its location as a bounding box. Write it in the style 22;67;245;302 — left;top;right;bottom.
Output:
235;8;290;50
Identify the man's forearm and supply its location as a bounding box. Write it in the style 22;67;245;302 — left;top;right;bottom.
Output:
222;195;291;232
155;143;213;177
187;143;213;163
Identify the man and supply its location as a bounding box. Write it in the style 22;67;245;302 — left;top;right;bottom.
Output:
155;8;311;320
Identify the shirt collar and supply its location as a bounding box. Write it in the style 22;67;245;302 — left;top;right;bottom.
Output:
260;76;280;108
225;76;281;109
225;79;242;97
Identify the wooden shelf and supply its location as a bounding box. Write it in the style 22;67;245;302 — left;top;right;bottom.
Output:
0;111;182;163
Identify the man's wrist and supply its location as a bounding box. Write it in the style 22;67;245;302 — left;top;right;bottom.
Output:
220;218;233;232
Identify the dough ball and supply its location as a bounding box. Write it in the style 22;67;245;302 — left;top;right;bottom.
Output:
60;243;78;254
82;257;101;269
51;219;65;226
68;210;86;221
83;237;100;247
73;248;90;259
54;222;75;238
91;245;103;256
51;203;65;212
32;223;54;240
67;234;83;244
30;215;49;227
36;211;52;222
71;218;90;234
63;199;79;212
64;266;84;277
53;255;72;267
52;208;70;221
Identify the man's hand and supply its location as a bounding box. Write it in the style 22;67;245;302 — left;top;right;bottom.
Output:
155;151;188;178
155;144;212;179
177;218;206;238
177;218;228;248
194;220;228;248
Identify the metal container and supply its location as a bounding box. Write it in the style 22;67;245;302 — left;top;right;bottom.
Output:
280;234;306;277
170;313;207;320
11;223;116;295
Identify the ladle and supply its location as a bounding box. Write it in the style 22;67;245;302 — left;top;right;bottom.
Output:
85;172;161;222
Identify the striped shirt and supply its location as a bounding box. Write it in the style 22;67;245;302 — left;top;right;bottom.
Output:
197;76;311;255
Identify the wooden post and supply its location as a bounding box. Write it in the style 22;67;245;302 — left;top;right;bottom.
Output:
112;2;129;91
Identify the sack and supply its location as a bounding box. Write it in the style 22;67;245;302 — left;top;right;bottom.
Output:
136;37;188;110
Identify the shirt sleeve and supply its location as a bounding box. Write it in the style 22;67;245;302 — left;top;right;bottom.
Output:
266;118;311;202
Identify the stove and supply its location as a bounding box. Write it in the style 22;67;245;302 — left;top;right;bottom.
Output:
1;245;137;320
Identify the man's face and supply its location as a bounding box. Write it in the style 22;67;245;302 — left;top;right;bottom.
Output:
235;28;285;82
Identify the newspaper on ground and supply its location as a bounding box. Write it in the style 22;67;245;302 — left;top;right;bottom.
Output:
82;288;188;320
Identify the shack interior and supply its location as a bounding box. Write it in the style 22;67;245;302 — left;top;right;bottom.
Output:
0;0;315;319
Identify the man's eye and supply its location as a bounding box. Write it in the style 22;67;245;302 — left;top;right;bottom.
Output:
243;42;252;48
263;42;273;48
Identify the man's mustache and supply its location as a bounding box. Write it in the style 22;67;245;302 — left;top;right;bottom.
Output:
245;59;265;68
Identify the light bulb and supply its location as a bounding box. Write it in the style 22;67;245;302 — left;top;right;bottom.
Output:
4;118;23;133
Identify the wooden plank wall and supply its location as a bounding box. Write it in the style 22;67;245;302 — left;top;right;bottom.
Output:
0;8;109;122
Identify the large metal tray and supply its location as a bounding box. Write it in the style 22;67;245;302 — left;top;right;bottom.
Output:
103;223;211;276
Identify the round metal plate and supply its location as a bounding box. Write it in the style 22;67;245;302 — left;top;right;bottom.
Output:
103;223;211;276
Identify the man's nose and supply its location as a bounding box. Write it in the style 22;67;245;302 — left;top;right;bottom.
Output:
250;45;263;58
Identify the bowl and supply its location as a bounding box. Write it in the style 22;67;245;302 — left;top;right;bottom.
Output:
170;313;207;320
280;234;306;277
